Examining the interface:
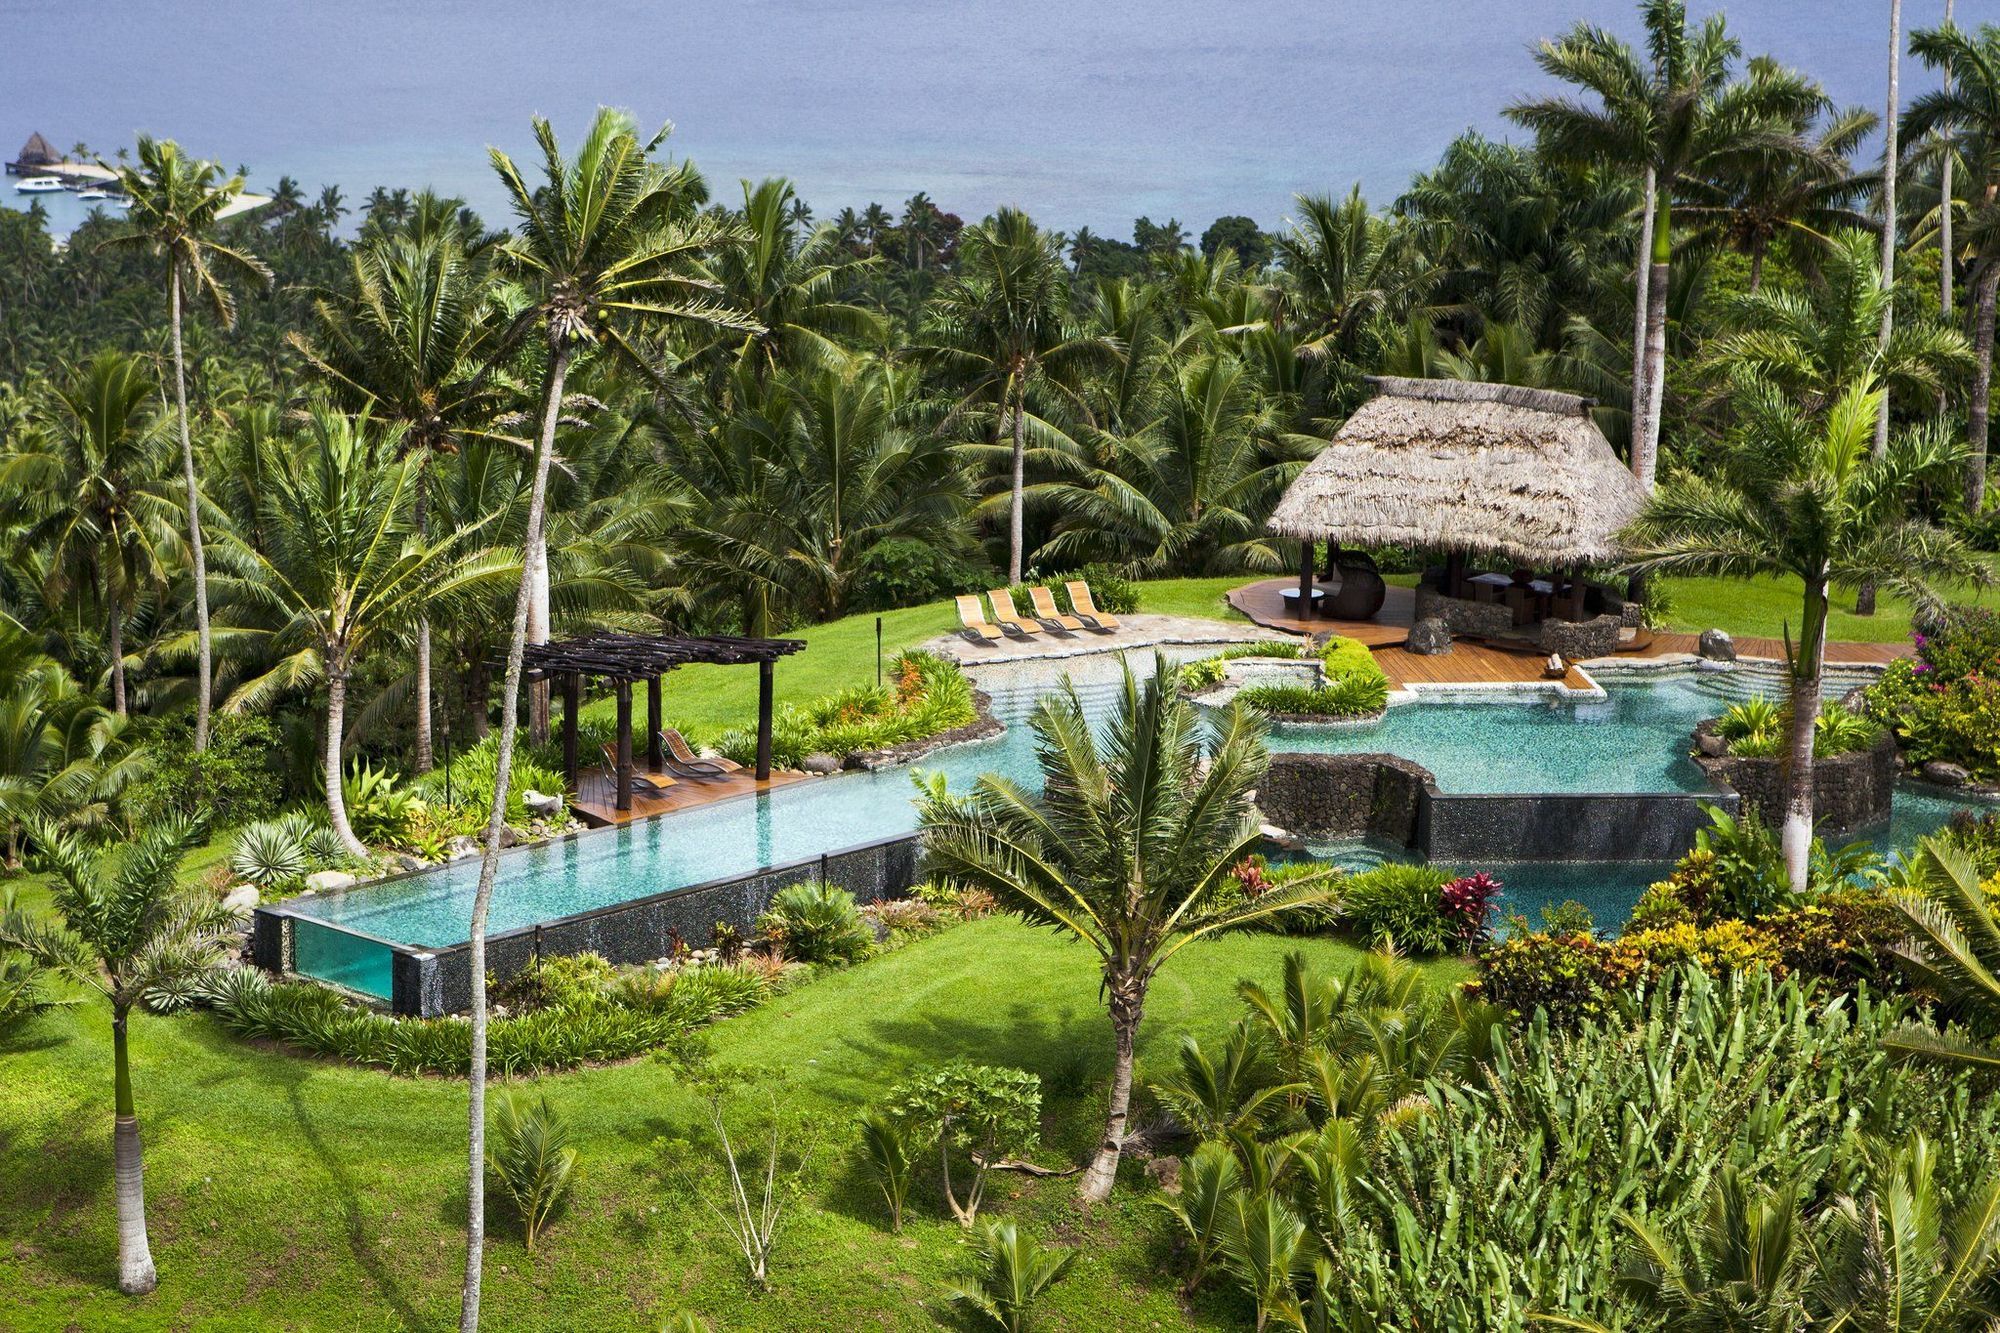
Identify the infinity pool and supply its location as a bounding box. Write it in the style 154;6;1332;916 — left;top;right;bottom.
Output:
283;656;1985;986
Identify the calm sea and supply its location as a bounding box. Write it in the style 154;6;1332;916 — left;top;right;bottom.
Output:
0;0;1931;240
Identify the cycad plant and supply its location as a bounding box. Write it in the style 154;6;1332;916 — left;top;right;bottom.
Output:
0;818;237;1294
1883;834;2000;1072
948;1220;1076;1333
102;136;271;752
918;653;1336;1201
486;1092;577;1252
856;1108;914;1233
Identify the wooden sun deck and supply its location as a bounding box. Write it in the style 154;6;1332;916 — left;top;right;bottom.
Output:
569;764;810;827
1226;577;1911;690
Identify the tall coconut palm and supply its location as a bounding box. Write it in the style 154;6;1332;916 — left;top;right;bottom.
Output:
1905;20;2000;510
461;108;757;1332
216;407;512;858
0;819;237;1294
100;136;271;752
291;218;508;770
1270;188;1428;377
1;352;179;714
918;654;1335;1202
1876;0;1905;460
921;207;1116;583
1625;376;1984;888
1509;1;1822;490
714;178;884;378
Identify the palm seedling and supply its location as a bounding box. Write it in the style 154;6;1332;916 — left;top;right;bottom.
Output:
486;1092;577;1252
948;1220;1076;1333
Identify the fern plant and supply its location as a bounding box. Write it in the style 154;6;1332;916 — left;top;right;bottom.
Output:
485;1093;577;1250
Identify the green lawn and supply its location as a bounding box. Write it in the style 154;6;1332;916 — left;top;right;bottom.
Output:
1653;562;2000;645
0;919;1466;1331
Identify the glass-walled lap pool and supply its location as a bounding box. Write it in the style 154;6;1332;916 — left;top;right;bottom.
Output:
281;656;1991;994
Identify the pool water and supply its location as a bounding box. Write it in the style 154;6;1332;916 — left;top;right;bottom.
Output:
284;656;1989;969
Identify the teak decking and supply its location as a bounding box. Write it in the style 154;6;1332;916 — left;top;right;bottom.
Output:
569;765;809;827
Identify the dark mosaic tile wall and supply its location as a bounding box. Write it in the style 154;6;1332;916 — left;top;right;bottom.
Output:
1420;790;1738;863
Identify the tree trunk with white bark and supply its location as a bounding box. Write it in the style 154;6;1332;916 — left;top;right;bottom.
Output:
1780;578;1830;891
1079;977;1144;1203
168;267;213;753
323;662;369;861
112;1009;157;1295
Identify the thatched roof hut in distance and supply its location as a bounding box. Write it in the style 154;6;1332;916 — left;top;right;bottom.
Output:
1267;376;1648;567
8;132;61;175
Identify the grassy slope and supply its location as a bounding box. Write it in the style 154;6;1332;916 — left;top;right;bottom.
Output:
1653;560;2000;645
0;919;1466;1331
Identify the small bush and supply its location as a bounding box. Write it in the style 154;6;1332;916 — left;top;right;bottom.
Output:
865;897;943;943
1339;863;1454;954
857;1108;916;1233
414;737;567;829
487;1093;577;1251
758;884;872;964
1439;872;1503;951
1866;608;2000;782
343;761;419;847
881;1061;1041;1226
1069;564;1138;615
495;951;617;1014
1236;675;1387;720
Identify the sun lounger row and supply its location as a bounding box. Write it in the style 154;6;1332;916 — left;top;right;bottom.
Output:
957;583;1122;644
598;727;745;794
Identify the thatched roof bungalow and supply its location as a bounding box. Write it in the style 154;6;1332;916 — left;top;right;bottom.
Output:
8;132;60;176
1267;377;1648;567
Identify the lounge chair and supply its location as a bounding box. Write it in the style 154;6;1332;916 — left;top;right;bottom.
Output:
600;743;675;799
1064;581;1122;632
986;590;1042;639
658;727;739;780
1028;585;1088;633
956;594;1003;644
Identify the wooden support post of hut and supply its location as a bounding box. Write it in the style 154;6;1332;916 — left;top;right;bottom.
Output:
561;671;580;788
613;682;634;811
756;660;775;781
646;675;663;770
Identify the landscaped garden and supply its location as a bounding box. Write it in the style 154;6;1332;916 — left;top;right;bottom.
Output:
8;0;2000;1326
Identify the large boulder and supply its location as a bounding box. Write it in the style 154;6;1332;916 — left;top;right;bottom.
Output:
304;869;356;893
1406;617;1453;656
1921;760;1972;788
221;884;261;914
1698;628;1737;662
802;752;842;775
522;789;564;819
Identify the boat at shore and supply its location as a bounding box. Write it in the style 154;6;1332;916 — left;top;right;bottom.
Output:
14;176;65;193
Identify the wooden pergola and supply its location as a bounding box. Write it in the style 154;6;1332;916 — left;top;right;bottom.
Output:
519;632;805;810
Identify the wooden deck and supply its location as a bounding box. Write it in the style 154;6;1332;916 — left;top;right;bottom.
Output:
569;764;810;827
1225;577;1911;690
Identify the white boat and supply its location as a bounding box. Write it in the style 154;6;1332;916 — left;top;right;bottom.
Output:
14;176;65;194
77;188;110;201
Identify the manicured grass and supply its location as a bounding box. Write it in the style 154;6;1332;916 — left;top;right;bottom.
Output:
0;918;1467;1331
1655;560;2000;646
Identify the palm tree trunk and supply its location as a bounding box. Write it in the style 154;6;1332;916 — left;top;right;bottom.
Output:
462;341;571;1333
1748;242;1766;294
527;535;550;746
1635;197;1670;493
1080;978;1144;1203
1874;0;1902;461
323;663;369;861
108;599;125;716
1008;380;1027;585
1969;262;1996;513
1940;0;1956;320
1780;577;1830;891
168;266;213;753
111;1007;157;1295
1631;167;1656;422
414;479;433;774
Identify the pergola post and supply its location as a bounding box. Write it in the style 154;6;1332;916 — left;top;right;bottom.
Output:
646;674;663;771
755;659;775;781
1297;538;1315;618
613;681;633;811
561;672;580;791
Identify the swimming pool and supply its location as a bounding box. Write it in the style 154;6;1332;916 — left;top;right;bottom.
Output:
277;654;1988;995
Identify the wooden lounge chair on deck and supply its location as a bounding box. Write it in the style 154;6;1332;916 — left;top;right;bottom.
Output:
956;594;1003;643
600;743;675;798
658;727;739;780
1064;581;1122;632
1028;585;1087;633
986;590;1042;639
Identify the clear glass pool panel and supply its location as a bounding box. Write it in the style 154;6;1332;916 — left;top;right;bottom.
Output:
293;919;395;999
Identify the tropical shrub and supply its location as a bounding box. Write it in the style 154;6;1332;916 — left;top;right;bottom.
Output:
715;650;974;768
856;1108;915;1233
1338;863;1454;953
1066;564;1138;615
1438;872;1502;950
341;761;418;847
124;714;280;834
495;951;618;1014
879;1062;1041;1227
1476;930;1618;1026
1867;608;2000;782
948;1220;1075;1333
1235;675;1388;720
757;883;872;964
228;811;329;891
414;737;567;829
486;1093;577;1251
1713;697;1879;759
1177;640;1305;691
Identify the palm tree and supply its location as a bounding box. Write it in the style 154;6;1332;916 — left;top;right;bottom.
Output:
714;178;884;377
0;628;138;866
860;201;894;256
1905;20;2000;510
100;136;271;752
0;819;237;1294
1808;1132;2000;1328
461;108;757;1332
1875;0;1905;461
1271;189;1428;377
1676;101;1877;291
921;207;1115;582
216;407;512;858
1625;376;1985;888
918;655;1335;1202
1882;834;2000;1071
291;218;508;770
1;352;178;714
1509;1;1823;490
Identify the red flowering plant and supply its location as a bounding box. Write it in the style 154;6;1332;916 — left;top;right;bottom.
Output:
1439;872;1503;951
1230;855;1273;899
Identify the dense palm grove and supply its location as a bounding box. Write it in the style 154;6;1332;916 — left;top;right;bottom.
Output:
6;3;2000;1329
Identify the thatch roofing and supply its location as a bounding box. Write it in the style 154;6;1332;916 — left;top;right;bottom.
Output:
1266;377;1648;565
14;132;57;165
